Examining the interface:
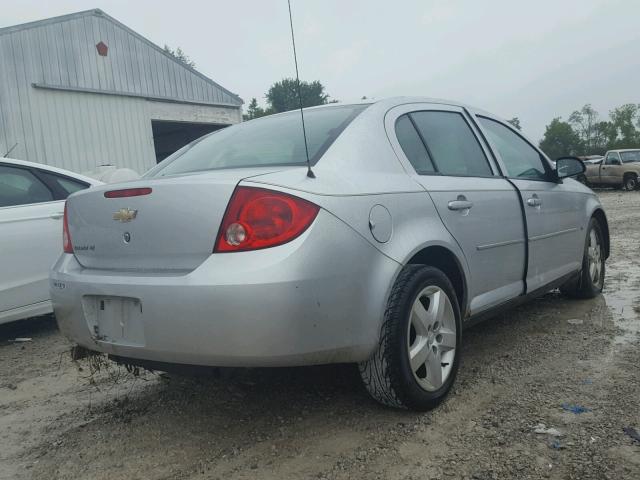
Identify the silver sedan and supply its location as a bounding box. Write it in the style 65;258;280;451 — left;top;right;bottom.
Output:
50;97;609;410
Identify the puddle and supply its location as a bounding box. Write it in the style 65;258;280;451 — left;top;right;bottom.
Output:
601;272;640;346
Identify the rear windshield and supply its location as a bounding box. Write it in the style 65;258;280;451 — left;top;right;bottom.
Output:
620;150;640;163
150;104;368;177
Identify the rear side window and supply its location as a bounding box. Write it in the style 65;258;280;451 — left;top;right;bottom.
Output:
478;117;548;180
396;111;492;177
411;111;492;177
38;171;89;198
0;165;54;207
152;105;368;177
395;115;435;173
620;150;640;163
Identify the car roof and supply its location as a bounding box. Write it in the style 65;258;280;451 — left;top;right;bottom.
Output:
305;96;484;112
0;157;102;185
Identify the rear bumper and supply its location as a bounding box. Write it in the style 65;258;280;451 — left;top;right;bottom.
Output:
50;210;399;367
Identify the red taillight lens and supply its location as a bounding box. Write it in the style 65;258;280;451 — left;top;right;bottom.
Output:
104;187;152;198
63;202;73;253
214;187;319;252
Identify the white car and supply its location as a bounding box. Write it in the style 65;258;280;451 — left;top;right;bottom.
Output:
0;158;101;324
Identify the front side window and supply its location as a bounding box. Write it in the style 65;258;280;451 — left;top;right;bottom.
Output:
620;150;640;163
411;111;493;177
605;152;621;164
0;165;54;207
478;117;548;180
150;105;368;177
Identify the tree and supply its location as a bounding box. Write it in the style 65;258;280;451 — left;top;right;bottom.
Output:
568;104;606;154
163;45;196;69
243;98;268;121
608;103;640;148
266;78;329;113
539;118;582;160
507;117;522;131
540;102;640;156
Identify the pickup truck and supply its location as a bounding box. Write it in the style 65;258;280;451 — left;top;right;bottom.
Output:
581;149;640;190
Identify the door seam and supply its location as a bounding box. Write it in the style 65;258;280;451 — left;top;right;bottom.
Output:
504;178;529;295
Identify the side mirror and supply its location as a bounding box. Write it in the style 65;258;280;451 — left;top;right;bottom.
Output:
555;156;586;179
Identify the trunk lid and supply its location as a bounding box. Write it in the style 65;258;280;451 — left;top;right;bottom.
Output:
66;168;286;272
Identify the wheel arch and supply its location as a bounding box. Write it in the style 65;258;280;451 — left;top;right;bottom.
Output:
405;245;468;318
591;208;610;259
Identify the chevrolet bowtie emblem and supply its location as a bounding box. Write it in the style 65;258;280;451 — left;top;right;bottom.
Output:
113;208;138;223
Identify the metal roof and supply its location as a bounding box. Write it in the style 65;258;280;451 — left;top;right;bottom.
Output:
0;8;243;105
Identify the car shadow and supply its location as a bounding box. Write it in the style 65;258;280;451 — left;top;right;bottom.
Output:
0;314;57;344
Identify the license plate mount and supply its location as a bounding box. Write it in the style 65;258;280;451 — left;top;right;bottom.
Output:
83;296;145;346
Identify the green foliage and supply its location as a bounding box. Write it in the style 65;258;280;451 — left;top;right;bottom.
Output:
507;117;522;131
609;104;640;148
540;103;640;158
266;78;329;113
163;45;196;69
539;118;582;160
568;104;607;153
243;98;270;121
242;79;332;121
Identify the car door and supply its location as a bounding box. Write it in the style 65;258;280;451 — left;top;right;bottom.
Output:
387;104;526;315
584;160;601;184
475;116;583;293
0;164;65;315
602;152;622;184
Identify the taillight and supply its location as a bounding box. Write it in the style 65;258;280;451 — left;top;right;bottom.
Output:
63;202;73;253
214;186;319;252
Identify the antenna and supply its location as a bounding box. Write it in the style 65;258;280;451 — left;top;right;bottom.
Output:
3;143;18;158
287;0;315;179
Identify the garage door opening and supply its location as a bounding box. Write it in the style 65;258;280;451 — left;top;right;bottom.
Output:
152;120;226;163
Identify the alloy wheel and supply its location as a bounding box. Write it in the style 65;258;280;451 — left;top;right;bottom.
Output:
587;228;603;288
407;286;457;392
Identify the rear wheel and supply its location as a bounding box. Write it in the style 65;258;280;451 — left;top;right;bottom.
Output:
359;265;461;410
624;174;638;191
561;218;605;299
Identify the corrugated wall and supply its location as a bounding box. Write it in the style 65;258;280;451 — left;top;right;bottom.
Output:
0;10;242;174
29;89;155;174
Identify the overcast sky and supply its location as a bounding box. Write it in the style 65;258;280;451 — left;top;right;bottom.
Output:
3;0;639;141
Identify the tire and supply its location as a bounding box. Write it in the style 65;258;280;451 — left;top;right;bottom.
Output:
359;265;462;411
560;217;605;299
623;174;637;191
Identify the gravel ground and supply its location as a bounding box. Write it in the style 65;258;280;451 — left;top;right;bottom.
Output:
1;190;638;480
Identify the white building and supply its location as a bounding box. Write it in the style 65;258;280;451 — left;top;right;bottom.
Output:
0;9;243;175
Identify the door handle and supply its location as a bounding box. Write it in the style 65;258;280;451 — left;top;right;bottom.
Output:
448;196;473;211
50;212;64;220
527;196;542;207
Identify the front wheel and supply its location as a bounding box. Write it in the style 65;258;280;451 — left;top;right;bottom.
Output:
359;265;461;411
561;218;605;299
